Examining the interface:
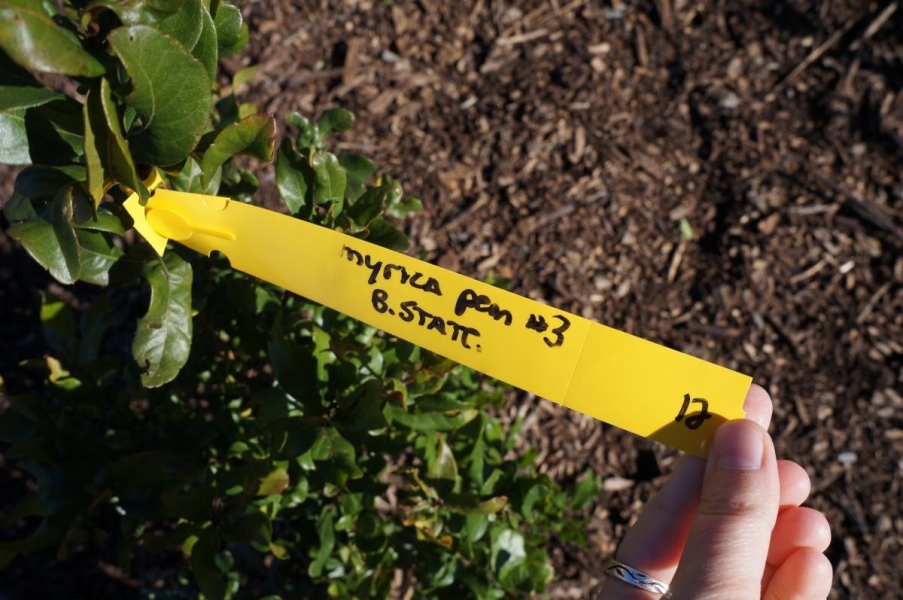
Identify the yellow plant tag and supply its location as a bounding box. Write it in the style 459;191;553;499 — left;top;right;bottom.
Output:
124;185;750;457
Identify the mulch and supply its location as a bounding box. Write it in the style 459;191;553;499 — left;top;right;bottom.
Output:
2;1;902;597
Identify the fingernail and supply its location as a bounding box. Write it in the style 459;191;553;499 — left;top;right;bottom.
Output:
713;421;764;470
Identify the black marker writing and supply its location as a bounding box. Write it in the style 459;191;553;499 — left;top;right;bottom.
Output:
675;394;712;430
454;289;513;326
342;246;442;296
526;313;570;347
370;288;480;350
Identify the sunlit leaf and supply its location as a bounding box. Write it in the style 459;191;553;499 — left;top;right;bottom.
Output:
132;251;193;387
0;5;104;77
257;467;289;496
316;108;354;136
427;434;458;481
198;114;275;189
308;506;335;578
109;25;210;166
213;3;242;48
275;140;310;216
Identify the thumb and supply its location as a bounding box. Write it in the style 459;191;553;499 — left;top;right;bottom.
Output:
669;419;780;599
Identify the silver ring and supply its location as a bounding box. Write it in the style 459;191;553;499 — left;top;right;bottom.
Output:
604;559;670;595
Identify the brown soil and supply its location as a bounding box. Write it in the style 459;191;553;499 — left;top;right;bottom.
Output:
3;1;903;598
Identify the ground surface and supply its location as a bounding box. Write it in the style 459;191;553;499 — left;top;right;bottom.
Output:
2;1;903;598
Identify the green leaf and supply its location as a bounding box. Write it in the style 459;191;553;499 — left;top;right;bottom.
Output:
0;51;62;112
384;403;479;432
337;379;388;431
310;427;362;484
308;506;336;579
191;528;226;600
74;228;123;286
492;528;526;580
132;252;193;387
169;156;220;195
426;434;458;481
191;5;218;83
268;316;321;411
213;3;242;47
83;78;145;206
360;218;410;251
311;150;346;208
0;99;84;166
316;108;354;136
198;114;275;189
338;153;376;201
257;467;289;496
275;140;310;216
0;6;104;77
344;184;392;228
11;165;84;201
6;186;82;284
109;25;211;166
154;0;204;49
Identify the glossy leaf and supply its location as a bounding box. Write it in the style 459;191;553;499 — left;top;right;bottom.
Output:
257;467;289;496
83;78;145;205
0;99;84;166
0;5;104;77
5;186;95;284
360;218;410;251
310;150;346;208
170;156;221;195
427;434;458;481
316;108;354;136
109;25;210;166
132;252;193;387
338;153;376;200
198;114;275;189
275;140;310;216
308;506;336;578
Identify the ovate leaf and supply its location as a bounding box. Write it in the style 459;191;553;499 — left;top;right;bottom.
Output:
310;150;346;208
109;25;210;166
275;140;310;216
6;186;83;284
198;114;275;189
132;252;193;387
427;434;458;481
256;467;289;496
360;218;409;251
0;6;104;77
316;108;354;136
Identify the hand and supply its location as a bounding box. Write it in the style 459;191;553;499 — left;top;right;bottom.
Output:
597;385;833;599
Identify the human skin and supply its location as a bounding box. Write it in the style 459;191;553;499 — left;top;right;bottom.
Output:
597;384;833;600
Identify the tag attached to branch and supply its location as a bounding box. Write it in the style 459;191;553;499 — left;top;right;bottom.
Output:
124;182;750;457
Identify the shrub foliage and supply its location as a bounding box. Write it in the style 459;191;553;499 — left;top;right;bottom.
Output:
0;1;600;597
